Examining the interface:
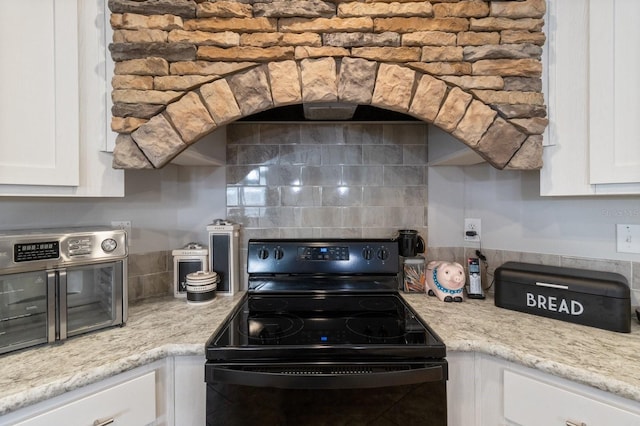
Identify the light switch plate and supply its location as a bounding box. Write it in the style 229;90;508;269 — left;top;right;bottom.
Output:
616;224;640;254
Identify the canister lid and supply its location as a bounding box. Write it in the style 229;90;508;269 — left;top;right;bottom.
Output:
172;243;208;256
186;270;219;284
403;256;425;264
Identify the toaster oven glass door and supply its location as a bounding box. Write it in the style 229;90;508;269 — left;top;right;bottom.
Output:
0;271;53;354
64;261;124;339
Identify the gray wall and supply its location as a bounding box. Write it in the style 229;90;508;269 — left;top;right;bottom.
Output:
0;166;227;254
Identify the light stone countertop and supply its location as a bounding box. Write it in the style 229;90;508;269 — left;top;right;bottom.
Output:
403;293;640;403
1;292;639;417
0;293;245;416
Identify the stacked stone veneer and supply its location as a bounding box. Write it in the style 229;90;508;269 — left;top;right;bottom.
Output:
109;0;547;171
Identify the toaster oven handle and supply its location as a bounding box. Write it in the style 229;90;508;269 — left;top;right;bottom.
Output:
208;364;446;389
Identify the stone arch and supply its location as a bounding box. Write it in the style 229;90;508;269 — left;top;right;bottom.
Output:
112;58;542;170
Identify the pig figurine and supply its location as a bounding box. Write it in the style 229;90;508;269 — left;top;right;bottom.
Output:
426;261;465;302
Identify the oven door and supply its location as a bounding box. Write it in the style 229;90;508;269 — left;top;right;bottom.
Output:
62;260;125;339
0;270;54;355
205;360;447;426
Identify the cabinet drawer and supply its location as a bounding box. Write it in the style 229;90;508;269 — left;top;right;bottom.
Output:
504;370;640;426
13;371;156;426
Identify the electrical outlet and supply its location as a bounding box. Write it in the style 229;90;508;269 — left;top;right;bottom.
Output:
616;224;640;254
111;220;132;238
464;218;481;242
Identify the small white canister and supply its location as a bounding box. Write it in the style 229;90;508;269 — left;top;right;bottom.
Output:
186;270;218;305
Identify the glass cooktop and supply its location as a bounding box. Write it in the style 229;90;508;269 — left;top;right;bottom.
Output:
206;293;446;362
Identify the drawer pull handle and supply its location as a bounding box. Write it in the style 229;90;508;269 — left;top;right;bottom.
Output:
93;418;115;426
566;421;586;426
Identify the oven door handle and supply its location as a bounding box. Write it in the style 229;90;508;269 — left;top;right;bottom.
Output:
208;364;446;389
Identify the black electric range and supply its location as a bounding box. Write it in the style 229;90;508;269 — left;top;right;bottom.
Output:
205;239;448;425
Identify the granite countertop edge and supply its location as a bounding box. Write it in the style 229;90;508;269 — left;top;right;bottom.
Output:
446;339;640;402
0;343;205;416
1;293;639;417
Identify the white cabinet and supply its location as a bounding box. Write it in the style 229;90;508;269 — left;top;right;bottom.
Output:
588;0;640;186
0;0;124;197
173;356;206;426
446;352;640;426
0;0;79;187
12;373;156;426
474;353;640;426
0;362;166;426
504;370;640;426
541;0;640;195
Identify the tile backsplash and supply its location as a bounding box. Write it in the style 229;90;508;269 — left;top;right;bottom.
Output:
125;122;638;308
127;251;173;302
127;247;639;309
225;122;429;242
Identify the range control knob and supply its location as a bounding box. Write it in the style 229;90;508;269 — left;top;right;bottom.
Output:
273;247;284;260
362;247;374;261
258;248;269;259
376;247;389;261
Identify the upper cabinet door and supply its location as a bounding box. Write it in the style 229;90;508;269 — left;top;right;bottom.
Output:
541;0;640;195
0;0;79;186
589;0;640;185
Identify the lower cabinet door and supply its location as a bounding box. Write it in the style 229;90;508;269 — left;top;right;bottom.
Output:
13;372;156;426
504;370;640;426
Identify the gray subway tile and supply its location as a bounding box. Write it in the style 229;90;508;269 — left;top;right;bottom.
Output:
300;207;342;227
322;186;363;206
403;144;428;164
128;251;168;277
260;124;301;144
344;124;383;145
383;165;425;186
237;145;279;165
259;207;300;228
301;165;343;186
301;124;346;144
382;123;428;145
342;166;384;186
363;145;403;165
226;165;265;186
227;124;260;144
263;165;303;186
279;145;322;165
281;186;322;206
226;187;239;206
321;145;362;165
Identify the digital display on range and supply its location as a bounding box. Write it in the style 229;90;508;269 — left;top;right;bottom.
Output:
297;246;349;261
14;241;60;263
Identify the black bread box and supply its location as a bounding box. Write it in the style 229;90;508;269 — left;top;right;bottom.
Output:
495;262;631;333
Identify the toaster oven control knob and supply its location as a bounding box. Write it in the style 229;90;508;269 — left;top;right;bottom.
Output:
376;247;389;261
258;248;269;259
362;247;374;260
273;247;284;260
101;238;118;253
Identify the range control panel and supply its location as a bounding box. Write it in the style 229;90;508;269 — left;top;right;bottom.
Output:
248;239;398;275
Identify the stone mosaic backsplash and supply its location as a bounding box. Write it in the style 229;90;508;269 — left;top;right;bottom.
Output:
127;247;640;308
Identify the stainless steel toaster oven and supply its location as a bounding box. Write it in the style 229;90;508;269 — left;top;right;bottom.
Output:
0;227;128;355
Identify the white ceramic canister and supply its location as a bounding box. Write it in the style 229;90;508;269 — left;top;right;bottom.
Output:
186;270;218;305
